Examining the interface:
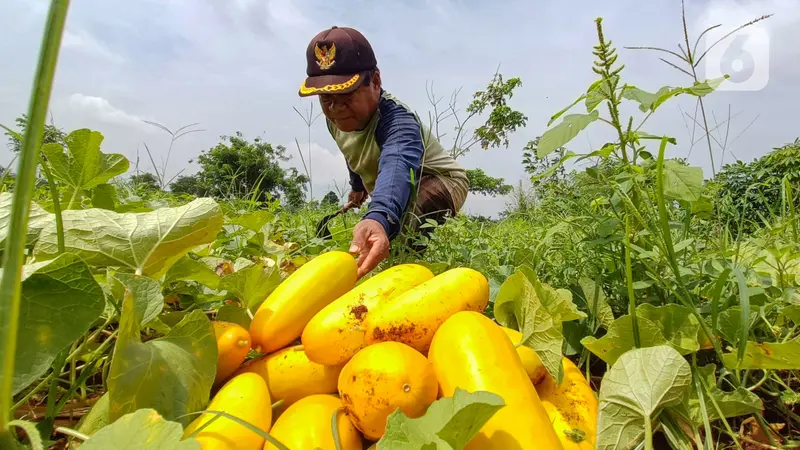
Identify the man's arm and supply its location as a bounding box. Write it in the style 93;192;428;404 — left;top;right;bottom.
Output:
363;100;424;238
348;164;366;193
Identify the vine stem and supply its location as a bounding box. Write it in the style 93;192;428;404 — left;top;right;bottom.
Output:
0;0;70;442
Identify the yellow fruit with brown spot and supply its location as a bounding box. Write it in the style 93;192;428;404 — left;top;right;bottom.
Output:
302;264;434;366
429;311;563;450
499;326;548;385
212;321;251;386
338;341;438;440
364;267;489;352
183;373;271;450
536;357;598;450
250;251;357;354
264;394;362;450
234;345;342;415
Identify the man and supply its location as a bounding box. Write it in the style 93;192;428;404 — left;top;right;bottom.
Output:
298;26;469;278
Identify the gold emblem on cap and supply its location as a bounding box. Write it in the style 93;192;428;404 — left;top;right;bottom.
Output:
314;42;336;70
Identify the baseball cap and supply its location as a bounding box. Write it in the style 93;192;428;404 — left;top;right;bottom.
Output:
298;26;377;97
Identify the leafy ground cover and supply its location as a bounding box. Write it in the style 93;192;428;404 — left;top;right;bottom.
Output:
2;2;799;449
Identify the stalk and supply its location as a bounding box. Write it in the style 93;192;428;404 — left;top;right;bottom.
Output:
0;0;70;444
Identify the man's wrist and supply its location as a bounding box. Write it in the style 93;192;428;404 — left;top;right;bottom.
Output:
363;211;391;236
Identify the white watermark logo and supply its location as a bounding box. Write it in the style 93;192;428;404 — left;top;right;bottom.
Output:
702;21;770;91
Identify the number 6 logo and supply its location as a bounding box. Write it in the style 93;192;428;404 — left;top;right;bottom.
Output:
702;22;770;92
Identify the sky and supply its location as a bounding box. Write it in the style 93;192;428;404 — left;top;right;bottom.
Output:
1;0;798;217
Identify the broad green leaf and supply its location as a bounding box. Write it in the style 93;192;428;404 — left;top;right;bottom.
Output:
77;393;111;437
164;256;222;290
780;305;800;324
520;267;586;323
35;197;224;277
530;151;577;182
685;76;729;96
92;183;117;210
631;131;677;145
537;111;599;158
80;408;200;450
596;346;692;450
547;94;588;126
579;277;614;330
636;304;700;355
0;192;53;247
109;273;164;326
41;129;129;202
717;306;759;347
722;340;800;370
108;290;217;426
581;315;667;365
621;85;683;112
685;363;762;424
585;77;616;112
8;420;43;450
662;160;703;202
494;272;565;382
215;304;252;329
377;388;504;450
3;254;105;395
219;263;283;311
229;210;275;232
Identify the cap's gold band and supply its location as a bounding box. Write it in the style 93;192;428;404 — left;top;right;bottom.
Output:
299;73;360;95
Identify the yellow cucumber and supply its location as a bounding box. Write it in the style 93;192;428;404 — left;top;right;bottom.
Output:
428;311;563;450
264;394;362;450
302;264;434;365
250;251;357;353
364;267;489;352
536;357;598;450
182;373;271;450
211;321;251;386
500;326;548;385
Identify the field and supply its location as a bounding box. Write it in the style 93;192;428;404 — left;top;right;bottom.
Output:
2;2;800;450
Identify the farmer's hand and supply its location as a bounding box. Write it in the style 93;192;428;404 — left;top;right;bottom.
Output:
345;190;368;211
350;218;390;278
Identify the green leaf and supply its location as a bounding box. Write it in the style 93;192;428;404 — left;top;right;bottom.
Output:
215;304;252;329
537;111;599;158
2;254;105;396
377;388;504;450
108;290;217;426
717;306;759;347
530;151;577;182
780;305;800;324
41;129;129;201
493;272;565;382
80;408;200;450
662;160;703;202
621;85;683;112
91;183;117;210
35;197;224;277
164;256;222;290
722;340;800;370
76;392;111;437
109;273;164;326
581;315;668;365
685;363;762;424
0;192;53;247
521;267;586;323
596;346;692;450
219;263;283;311
685;76;729;96
229;210;275;232
636;304;701;355
579;277;614;330
585;77;616;112
547;94;587;126
8;420;44;450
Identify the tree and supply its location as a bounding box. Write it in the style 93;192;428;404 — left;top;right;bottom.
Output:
321;191;339;206
3;114;66;152
170;174;204;196
194;132;309;206
466;169;512;197
130;172;160;190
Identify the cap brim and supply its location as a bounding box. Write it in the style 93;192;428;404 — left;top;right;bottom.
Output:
298;72;366;97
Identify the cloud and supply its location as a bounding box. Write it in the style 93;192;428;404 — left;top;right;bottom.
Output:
68;94;148;128
62;28;125;64
286;142;350;196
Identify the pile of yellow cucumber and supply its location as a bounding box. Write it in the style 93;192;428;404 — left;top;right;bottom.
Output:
184;251;598;450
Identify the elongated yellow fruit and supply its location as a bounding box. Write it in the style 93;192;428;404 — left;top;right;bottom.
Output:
250;251;357;353
429;311;563;450
364;268;489;352
500;326;548;385
302;264;434;365
536;357;598;450
183;373;271;450
265;394;362;450
234;345;342;415
212;321;251;386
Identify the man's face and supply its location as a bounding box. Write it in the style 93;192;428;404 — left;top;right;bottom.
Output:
319;72;381;132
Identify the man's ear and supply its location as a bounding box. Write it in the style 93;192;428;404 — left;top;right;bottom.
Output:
371;70;382;90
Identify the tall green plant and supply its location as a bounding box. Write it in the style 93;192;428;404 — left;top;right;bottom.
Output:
0;0;70;447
